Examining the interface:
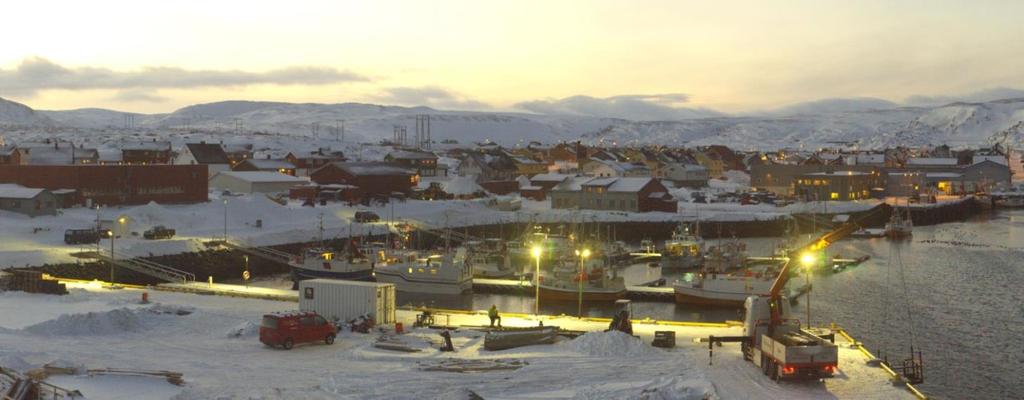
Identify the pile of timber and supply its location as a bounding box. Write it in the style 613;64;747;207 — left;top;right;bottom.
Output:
4;270;67;295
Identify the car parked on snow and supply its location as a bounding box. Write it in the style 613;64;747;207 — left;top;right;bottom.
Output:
259;311;336;350
354;211;380;223
143;225;176;240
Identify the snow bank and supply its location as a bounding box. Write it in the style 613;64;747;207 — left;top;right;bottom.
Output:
225;321;259;338
563;331;664;358
23;305;192;336
575;375;718;400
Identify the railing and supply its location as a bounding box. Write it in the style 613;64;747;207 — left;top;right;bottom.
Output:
97;250;195;283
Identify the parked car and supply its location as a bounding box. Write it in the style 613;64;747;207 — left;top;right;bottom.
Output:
259;311;336;350
354;211;380;223
64;228;109;245
143;225;176;240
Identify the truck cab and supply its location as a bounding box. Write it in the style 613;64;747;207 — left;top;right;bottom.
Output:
743;296;838;380
259;311;337;350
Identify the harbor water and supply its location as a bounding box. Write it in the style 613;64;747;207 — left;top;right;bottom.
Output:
399;209;1024;400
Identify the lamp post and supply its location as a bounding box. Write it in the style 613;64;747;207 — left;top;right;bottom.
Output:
574;248;591;318
531;245;542;316
799;252;815;329
111;216;126;286
222;198;228;243
243;255;250;288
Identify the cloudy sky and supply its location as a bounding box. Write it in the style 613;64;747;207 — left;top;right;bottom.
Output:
2;0;1024;117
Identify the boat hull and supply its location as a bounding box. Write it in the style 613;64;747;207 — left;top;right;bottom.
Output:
291;267;375;282
373;270;472;295
537;284;625;302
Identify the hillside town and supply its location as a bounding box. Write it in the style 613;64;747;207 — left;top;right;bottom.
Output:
1;135;1020;218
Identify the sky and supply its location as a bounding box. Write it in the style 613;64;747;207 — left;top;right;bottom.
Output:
2;0;1024;118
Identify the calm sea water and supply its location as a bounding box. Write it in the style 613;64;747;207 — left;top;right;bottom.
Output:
398;209;1024;400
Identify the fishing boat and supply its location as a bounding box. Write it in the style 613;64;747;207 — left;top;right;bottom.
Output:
702;238;748;273
673;265;777;307
536;256;626;302
885;203;913;239
373;248;473;294
291;215;375;282
465;239;514;279
661;223;704;270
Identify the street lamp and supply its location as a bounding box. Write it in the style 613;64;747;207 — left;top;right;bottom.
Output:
531;245;542;316
575;248;591;318
111;216;126;286
799;251;815;329
222;198;228;243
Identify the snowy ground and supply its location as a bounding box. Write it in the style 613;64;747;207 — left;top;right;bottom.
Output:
0;282;917;399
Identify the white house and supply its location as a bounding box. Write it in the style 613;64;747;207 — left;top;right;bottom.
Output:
209;171;308;194
580;159;650;178
174;143;232;177
655;163;709;187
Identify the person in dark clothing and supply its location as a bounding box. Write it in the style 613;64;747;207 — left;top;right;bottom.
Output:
488;305;502;328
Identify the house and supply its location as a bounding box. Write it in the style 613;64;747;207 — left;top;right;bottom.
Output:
19;141;99;165
310;162;417;198
209;171;308;194
286;150;344;176
692;151;724;178
704;145;746;172
174;142;232;177
232;159;297;176
0;164;208;206
223;144;254;166
0;145;28;165
521;173;574;200
580;159;650;178
121;141;172;164
385;150;443;177
510;156;549;177
655;163;709;188
793;171;877;201
0;184;57;217
549;176;676;213
455;152;520;194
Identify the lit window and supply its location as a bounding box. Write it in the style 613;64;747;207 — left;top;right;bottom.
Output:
830;192;839;200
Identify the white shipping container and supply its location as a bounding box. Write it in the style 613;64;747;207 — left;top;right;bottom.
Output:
298;279;396;324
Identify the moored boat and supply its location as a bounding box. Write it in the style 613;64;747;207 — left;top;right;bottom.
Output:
373;248;473;294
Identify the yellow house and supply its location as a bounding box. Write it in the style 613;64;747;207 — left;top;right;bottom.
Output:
693;151;724;179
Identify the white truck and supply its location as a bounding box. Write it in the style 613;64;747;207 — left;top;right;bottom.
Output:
742;296;838;380
298;279;396;325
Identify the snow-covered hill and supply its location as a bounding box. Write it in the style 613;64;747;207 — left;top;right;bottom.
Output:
4;96;1024;149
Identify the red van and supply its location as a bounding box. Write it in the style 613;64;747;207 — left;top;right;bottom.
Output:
259;311;337;350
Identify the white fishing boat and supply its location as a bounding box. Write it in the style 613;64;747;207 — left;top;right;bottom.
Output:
373;248;473;294
537;255;626;302
291;215;374;282
702;239;748;273
885;203;913;239
466;239;514;279
661;223;704;270
673;265;777;307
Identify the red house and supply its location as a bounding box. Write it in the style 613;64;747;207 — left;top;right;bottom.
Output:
310;162;417;198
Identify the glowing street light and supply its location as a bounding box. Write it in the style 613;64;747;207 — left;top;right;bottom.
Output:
531;245;542;315
575;248;591;318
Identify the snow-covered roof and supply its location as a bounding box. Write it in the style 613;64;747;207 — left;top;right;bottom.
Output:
581;177;654;192
925;172;963;178
907;157;957;166
530;173;572;182
852;154;885;165
213;171;308;183
387;150;436;160
122;141;171;151
0;184;46;199
332;162;415;176
802;171;870;176
442;175;485;195
972;155;1006;166
244;159;296;169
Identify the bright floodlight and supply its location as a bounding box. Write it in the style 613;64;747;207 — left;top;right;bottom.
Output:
531;246;542;258
800;252;815;266
117;217;126;224
581;249;591;258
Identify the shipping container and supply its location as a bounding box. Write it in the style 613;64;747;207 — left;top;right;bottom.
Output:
298;279;396;325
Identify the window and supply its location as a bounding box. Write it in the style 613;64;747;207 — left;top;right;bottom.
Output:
304;287;315;299
830;192;839;200
315;316;327;325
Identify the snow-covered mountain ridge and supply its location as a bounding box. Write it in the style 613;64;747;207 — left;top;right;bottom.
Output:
3;97;1024;149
